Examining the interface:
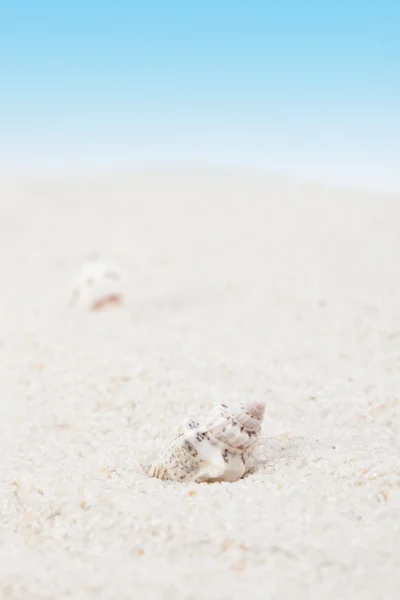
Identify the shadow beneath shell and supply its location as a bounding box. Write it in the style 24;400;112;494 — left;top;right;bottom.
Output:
255;435;303;473
144;435;303;485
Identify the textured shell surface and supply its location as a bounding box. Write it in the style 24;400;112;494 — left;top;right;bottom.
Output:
149;399;265;483
69;255;124;310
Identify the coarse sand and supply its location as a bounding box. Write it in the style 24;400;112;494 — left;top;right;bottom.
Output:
0;170;399;599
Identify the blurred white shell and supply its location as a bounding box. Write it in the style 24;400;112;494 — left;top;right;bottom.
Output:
69;255;124;311
149;400;265;483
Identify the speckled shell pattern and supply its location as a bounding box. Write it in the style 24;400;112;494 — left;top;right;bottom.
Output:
148;400;265;484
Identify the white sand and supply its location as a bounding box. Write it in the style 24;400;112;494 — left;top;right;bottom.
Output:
0;170;399;599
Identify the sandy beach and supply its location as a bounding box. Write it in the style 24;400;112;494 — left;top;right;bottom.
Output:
0;169;399;599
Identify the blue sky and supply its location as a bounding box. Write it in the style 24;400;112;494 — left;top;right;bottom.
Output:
1;1;399;190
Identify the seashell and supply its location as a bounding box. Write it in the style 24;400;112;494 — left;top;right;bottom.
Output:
148;399;265;483
69;255;124;311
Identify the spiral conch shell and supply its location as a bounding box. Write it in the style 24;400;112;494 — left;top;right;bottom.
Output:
69;255;124;311
149;400;266;483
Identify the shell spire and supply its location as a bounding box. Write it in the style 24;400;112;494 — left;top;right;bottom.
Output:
227;398;266;434
246;400;266;418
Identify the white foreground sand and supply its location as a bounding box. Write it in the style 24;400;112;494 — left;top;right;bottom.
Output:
0;169;399;600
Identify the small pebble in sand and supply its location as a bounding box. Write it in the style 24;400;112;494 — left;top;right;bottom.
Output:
69;255;124;311
148;399;266;483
